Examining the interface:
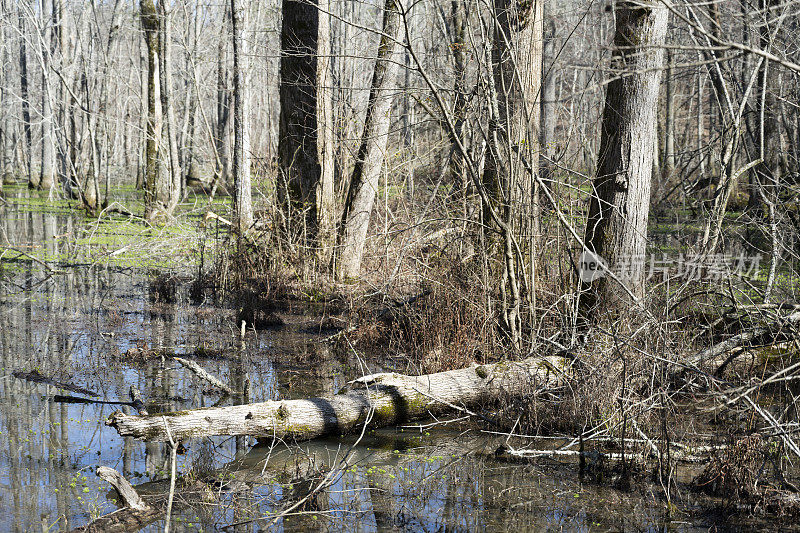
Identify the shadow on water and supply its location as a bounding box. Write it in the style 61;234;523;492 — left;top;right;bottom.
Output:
0;192;785;532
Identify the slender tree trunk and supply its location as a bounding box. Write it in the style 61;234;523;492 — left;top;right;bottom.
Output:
39;0;57;196
158;1;182;210
448;0;467;189
751;0;780;213
19;4;35;188
579;0;668;318
141;0;164;220
1;0;14;187
183;8;201;189
316;0;336;261
336;0;405;280
231;0;253;232
540;16;557;192
136;46;146;190
213;15;231;192
663;48;675;178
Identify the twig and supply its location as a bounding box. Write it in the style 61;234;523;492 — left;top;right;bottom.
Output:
1;247;65;274
163;418;178;533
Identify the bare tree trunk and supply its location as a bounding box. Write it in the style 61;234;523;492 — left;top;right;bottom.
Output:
39;9;56;196
19;3;35;188
480;0;544;345
579;0;668;318
663;48;675;178
158;1;182;210
141;0;164;221
182;7;201;190
316;0;336;261
212;13;231;193
231;0;253;232
751;0;781;214
448;0;467;189
336;0;405;280
540;15;557;191
0;0;14;187
278;0;335;255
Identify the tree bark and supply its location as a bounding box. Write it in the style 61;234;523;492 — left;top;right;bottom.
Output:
579;0;668;318
39;21;56;195
663;48;675;178
0;2;13;187
316;0;336;261
336;0;405;280
141;0;164;221
480;0;544;344
18;3;34;188
107;355;568;441
158;1;182;211
540;15;557;190
231;0;254;232
278;0;335;255
213;13;231;190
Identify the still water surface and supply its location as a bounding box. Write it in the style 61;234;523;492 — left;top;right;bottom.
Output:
0;191;772;531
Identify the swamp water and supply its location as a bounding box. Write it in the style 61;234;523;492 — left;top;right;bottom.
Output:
0;190;784;531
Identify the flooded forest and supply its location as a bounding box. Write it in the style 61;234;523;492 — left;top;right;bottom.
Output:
2;0;800;530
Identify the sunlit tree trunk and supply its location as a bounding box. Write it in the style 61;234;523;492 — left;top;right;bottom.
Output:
336;0;405;280
0;0;13;187
36;0;59;197
141;0;164;221
231;0;253;232
481;0;543;345
316;0;336;262
19;3;34;188
158;1;182;210
579;0;668;318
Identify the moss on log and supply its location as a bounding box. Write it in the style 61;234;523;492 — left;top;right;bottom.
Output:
106;356;569;442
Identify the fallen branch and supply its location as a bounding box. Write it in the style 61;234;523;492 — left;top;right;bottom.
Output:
688;309;800;370
107;356;569;441
70;467;163;533
13;369;99;397
173;356;235;395
203;210;232;227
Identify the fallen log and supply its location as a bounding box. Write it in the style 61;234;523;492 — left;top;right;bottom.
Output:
107;355;569;442
688;309;800;370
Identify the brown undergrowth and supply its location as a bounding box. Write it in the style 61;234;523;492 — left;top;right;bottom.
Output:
346;253;501;374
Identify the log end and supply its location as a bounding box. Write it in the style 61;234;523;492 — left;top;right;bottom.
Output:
96;466;150;511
